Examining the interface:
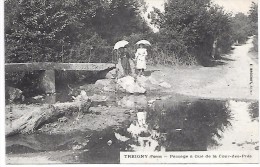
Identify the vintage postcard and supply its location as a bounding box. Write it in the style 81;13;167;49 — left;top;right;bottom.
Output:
3;0;259;164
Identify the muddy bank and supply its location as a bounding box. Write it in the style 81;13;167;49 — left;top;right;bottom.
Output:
38;106;136;134
5;92;179;136
5;97;134;136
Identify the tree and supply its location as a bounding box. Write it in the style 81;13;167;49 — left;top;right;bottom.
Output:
248;2;258;35
5;0;107;63
230;13;251;44
150;0;233;65
207;5;233;56
92;0;151;43
248;2;258;52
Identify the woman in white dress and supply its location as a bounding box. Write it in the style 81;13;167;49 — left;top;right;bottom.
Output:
135;44;147;76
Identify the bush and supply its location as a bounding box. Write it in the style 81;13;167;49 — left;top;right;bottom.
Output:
120;32;197;66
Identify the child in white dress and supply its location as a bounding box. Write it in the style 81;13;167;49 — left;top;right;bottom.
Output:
135;44;147;76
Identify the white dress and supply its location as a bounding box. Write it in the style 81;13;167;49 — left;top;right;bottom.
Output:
135;48;147;70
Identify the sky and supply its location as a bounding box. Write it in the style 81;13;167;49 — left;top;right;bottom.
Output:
213;0;258;15
144;0;258;15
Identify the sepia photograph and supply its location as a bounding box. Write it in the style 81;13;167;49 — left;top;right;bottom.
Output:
3;0;259;164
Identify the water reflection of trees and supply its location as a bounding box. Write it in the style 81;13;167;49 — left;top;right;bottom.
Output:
146;99;232;151
248;101;259;121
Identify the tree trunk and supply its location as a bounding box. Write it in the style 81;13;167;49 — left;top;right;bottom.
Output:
5;99;91;137
211;39;217;59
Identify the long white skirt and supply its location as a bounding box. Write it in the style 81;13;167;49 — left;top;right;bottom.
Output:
136;59;146;69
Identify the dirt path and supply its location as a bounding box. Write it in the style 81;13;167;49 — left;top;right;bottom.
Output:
150;37;258;100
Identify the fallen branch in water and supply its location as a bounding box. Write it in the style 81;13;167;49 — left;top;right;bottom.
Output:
6;96;91;137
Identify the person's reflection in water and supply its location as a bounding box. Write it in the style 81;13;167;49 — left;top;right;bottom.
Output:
118;95;147;109
116;98;232;152
126;110;166;152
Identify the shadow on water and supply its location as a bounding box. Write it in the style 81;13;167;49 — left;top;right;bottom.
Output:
146;99;232;151
6;95;259;164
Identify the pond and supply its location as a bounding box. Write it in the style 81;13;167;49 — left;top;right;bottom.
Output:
6;95;259;164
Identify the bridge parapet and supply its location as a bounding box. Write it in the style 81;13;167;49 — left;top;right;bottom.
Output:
5;63;116;93
5;63;115;72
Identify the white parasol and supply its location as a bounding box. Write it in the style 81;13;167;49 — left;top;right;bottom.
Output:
113;40;129;50
136;40;151;46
